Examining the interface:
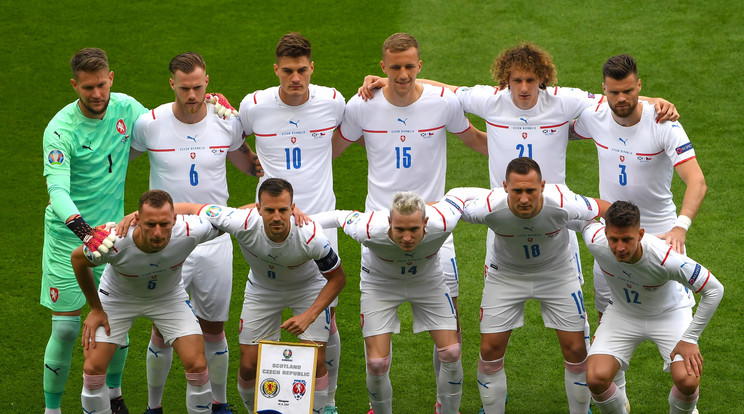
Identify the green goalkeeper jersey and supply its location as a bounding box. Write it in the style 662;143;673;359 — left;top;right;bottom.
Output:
43;92;148;238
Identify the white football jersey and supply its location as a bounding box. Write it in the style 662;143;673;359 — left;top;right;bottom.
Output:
196;204;340;290
456;85;602;187
579;221;722;342
131;103;244;205
319;193;466;281
462;185;600;275
90;215;221;298
240;84;345;214
339;84;471;211
574;101;696;234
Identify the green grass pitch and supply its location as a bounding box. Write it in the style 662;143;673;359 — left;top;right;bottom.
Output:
1;0;742;412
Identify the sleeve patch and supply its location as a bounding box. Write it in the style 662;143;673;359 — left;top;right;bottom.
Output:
687;263;703;285
315;248;340;273
676;142;693;154
47;149;65;165
204;205;223;217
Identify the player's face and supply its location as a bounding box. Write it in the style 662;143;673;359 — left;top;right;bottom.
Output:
605;224;645;263
388;209;428;251
274;56;314;104
138;202;176;253
258;190;294;242
71;69;114;119
508;68;540;110
381;47;422;97
603;74;641;118
503;169;545;219
170;67;209;115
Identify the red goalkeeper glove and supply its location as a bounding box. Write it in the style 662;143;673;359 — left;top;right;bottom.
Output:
205;93;238;119
65;215;116;258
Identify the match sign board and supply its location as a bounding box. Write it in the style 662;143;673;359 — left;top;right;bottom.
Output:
255;341;319;414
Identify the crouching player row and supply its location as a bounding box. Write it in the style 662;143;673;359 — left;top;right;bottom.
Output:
75;179;347;414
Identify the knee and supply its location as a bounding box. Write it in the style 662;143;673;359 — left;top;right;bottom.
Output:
674;376;700;396
586;365;614;394
51;315;81;342
182;355;207;373
366;354;391;376
437;343;461;363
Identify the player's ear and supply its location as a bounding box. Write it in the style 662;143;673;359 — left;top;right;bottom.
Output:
638;227;645;240
380;60;386;74
273;63;279;77
637;78;642;91
205;74;209;87
602;81;607;94
169;78;176;91
108;71;114;86
502;180;508;193
540;180;546;191
309;61;315;74
70;77;77;89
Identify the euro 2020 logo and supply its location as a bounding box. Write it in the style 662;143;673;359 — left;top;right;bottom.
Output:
48;149;65;165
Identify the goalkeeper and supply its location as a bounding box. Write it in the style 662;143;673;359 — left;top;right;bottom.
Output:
41;47;148;414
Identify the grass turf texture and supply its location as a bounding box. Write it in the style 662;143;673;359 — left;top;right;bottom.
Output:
1;0;742;412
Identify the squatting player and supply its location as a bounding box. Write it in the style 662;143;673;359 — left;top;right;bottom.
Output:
41;47;148;414
175;178;347;414
312;189;478;414
332;33;487;412
72;190;223;414
571;201;722;413
129;52;261;414
238;33;345;413
460;157;609;414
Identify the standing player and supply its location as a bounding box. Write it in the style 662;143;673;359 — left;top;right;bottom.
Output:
572;201;722;413
129;51;261;414
574;53;707;315
333;33;487;411
72;190;223;414
312;189;477;414
41;47;148;414
460;157;609;414
238;33;345;413
175;178;347;414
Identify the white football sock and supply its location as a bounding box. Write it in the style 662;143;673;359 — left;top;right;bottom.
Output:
238;377;255;413
592;382;628;414
669;385;699;414
438;359;463;414
325;320;340;406
185;370;211;414
477;355;507;414
82;373;111;414
146;335;173;409
204;331;229;404
565;359;590;414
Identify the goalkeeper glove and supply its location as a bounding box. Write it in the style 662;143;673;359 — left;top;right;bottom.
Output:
65;215;116;258
205;93;238;119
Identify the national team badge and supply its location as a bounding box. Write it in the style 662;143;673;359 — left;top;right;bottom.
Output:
205;206;222;217
260;378;280;398
400;135;406;142
292;380;306;400
190;152;196;159
620;155;625;162
116;119;127;135
283;349;293;360
522;132;528;139
48;149;65;165
291;136;297;144
50;287;59;303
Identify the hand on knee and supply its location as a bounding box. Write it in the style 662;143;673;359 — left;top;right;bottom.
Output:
366;354;391;376
437;343;461;363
